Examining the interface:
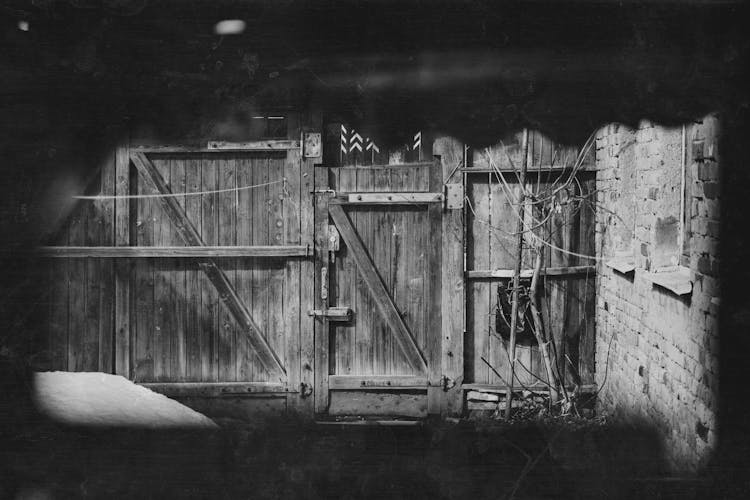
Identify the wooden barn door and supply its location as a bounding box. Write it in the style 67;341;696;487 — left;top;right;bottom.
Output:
464;135;597;392
111;142;315;410
313;161;443;416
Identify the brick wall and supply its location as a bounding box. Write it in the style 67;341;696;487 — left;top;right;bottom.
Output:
594;115;721;471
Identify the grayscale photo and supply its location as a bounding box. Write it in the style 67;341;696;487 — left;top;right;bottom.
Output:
0;0;748;498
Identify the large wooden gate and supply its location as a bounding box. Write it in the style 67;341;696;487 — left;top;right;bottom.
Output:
44;133;316;411
313;161;444;416
42;125;595;417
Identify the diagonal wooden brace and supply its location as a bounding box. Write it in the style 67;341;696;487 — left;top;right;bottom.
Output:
328;203;428;374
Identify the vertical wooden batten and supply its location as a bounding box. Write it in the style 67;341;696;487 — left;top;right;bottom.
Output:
426;155;443;414
313;151;331;414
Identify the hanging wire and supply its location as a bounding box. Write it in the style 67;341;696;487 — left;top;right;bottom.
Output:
72;179;286;200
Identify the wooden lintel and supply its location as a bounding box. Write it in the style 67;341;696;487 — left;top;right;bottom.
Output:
207;140;300;150
336;192;443;204
36;245;310;258
329;203;428;374
328;375;429;390
334;161;437;171
130;151;286;381
141;382;291;398
466;265;596;279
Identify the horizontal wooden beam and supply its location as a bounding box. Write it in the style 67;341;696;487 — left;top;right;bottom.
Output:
466;265;596;279
130;144;293;154
463;383;597;394
207;139;300;150
36;245;310;258
140;382;291;397
328;375;429;390
333;192;443;204
334;161;437;171
462;166;596;174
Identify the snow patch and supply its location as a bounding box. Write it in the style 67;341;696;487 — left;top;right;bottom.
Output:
32;371;218;429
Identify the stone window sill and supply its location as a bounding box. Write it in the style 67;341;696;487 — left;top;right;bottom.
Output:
645;266;693;296
605;256;635;274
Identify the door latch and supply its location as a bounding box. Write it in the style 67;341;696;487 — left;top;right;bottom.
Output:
307;307;353;322
321;266;328;300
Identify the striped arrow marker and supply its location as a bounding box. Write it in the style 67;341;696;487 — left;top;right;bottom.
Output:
365;138;380;153
340;125;348;154
349;130;363;152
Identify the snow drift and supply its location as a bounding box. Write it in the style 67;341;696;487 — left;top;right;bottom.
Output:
32;371;218;429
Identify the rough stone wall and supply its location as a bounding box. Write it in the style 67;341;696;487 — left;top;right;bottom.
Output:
594;115;721;471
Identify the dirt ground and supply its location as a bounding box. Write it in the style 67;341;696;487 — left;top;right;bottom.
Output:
2;407;718;500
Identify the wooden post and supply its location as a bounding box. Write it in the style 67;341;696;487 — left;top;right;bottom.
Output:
505;128;530;419
298;111;318;415
313;161;332;414
434;137;465;416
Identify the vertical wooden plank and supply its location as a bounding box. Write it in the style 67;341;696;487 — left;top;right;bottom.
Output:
133;155;154;382
171;157;187;380
371;167;391;375
218;154;237;381
469;178;490;383
235;155;256;382
354;170;374;375
99;148;115;374
284;146;302;408
84;174;101;372
389;166;408;376
114;141;131;378
250;156;270;382
67;204;86;371
299;119;316;414
201;155;219;381
152;157;172;381
401;168;425;375
48;257;68;370
185;156;202;381
268;155;286;382
334;167;356;375
435;137;465;414
426;160;443;414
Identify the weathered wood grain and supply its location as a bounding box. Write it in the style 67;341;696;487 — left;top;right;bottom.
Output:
99;148;115;374
200;154;219;381
185;155;202;381
217;155;238;381
131;152;285;381
329;204;427;374
435;137;465;415
152;157;172;382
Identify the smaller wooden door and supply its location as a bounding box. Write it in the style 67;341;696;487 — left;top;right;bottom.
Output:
314;161;443;416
